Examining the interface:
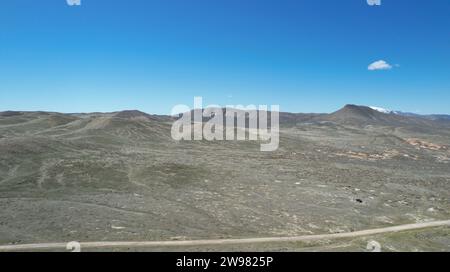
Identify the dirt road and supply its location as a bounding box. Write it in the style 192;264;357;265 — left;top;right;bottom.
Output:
1;220;449;251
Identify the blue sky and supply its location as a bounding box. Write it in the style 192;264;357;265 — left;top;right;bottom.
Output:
0;0;449;114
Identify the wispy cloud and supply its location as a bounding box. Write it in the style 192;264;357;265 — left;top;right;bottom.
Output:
368;60;393;71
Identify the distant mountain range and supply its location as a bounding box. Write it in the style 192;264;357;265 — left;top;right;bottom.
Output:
1;105;450;129
277;104;450;129
369;106;450;121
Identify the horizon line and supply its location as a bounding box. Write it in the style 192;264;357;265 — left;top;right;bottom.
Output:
1;104;450;116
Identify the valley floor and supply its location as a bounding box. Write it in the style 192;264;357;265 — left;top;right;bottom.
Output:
1;111;449;251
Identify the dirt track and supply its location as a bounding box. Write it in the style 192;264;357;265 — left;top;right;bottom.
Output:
1;220;449;252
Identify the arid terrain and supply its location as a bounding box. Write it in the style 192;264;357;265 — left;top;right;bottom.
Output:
0;105;449;251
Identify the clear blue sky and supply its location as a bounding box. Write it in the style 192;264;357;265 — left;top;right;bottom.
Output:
1;0;449;114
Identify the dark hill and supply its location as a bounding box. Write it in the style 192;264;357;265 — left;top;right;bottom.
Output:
318;104;439;128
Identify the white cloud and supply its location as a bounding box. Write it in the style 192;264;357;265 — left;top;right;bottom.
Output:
367;0;381;6
368;60;393;71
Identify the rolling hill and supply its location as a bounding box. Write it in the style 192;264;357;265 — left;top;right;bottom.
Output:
0;106;449;251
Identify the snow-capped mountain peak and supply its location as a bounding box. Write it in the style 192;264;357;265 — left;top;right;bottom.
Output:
370;106;394;114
